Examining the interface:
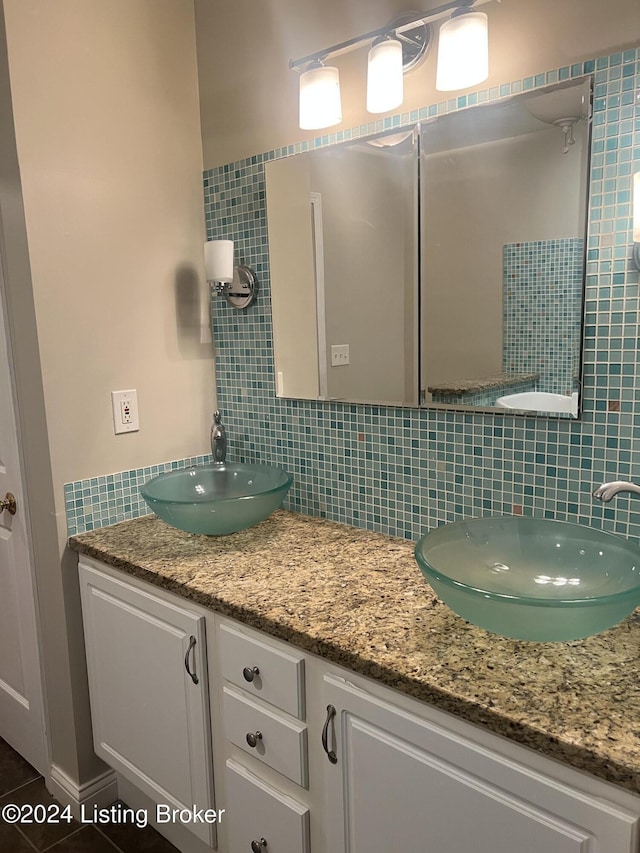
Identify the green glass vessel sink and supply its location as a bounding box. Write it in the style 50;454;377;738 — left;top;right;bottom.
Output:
415;516;640;641
140;462;293;536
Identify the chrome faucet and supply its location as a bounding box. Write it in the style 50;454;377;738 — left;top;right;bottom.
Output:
211;411;227;463
592;480;640;502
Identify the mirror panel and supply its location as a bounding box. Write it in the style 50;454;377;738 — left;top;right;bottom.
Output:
266;127;419;406
266;77;591;418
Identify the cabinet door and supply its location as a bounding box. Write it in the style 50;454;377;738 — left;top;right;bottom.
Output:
323;675;638;853
79;562;215;846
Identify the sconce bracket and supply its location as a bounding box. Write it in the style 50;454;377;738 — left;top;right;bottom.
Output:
390;12;433;72
217;265;258;309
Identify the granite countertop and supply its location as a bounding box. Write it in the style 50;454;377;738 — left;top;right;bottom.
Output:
428;372;538;396
69;510;640;796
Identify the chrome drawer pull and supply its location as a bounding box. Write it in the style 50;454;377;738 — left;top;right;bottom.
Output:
246;730;263;748
322;704;338;764
184;635;199;685
242;666;260;683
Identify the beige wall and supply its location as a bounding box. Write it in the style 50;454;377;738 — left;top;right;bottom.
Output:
195;0;640;169
1;0;209;789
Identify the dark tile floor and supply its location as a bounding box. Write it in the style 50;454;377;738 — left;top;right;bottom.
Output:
0;737;179;852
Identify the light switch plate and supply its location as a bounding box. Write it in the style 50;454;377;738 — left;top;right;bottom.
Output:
331;344;350;366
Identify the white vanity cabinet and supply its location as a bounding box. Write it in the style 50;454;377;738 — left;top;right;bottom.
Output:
322;673;640;853
76;556;640;853
78;559;216;847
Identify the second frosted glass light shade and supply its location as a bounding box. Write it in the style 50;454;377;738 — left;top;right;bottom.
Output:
436;10;489;92
367;38;403;114
299;64;342;130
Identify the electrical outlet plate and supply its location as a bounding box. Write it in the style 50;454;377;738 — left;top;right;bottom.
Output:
111;389;139;434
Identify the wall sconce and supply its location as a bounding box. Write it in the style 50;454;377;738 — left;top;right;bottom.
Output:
633;171;640;271
204;240;258;309
290;1;490;130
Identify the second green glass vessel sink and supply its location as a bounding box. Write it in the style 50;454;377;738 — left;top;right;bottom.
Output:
415;516;640;641
140;462;292;536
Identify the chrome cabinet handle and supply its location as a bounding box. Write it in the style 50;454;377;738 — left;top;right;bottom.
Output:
251;838;267;852
246;730;263;748
184;635;199;685
243;666;260;683
322;704;338;764
0;493;16;515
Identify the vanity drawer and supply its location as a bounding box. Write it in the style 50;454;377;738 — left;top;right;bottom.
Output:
223;685;308;787
225;758;310;853
219;621;305;718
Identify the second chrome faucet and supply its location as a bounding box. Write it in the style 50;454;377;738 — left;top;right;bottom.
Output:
592;480;640;502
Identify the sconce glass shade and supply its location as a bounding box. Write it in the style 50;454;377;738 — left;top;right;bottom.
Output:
435;10;488;92
299;64;342;130
367;38;403;114
204;239;234;283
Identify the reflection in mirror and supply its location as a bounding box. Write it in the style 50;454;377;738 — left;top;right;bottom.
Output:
265;76;591;418
422;77;591;418
266;127;418;406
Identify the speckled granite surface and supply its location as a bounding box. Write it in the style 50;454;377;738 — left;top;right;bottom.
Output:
69;510;640;796
427;372;539;396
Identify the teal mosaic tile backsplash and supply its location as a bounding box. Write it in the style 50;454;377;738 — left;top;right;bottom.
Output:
65;48;640;542
203;49;640;543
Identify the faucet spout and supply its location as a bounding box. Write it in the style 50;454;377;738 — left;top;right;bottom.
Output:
211;410;227;464
592;480;640;502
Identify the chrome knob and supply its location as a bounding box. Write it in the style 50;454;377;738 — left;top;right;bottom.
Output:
251;839;267;852
0;493;16;515
246;730;262;748
242;666;260;683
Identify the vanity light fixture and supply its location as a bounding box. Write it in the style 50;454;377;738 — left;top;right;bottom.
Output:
290;0;490;130
633;171;640;271
204;239;258;309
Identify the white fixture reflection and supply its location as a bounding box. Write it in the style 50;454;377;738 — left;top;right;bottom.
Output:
633;171;640;270
534;575;581;586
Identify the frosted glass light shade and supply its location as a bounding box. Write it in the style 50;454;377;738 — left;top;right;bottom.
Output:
299;64;342;130
367;38;403;114
436;10;488;92
205;240;234;283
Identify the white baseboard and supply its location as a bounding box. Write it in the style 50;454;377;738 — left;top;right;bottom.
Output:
47;763;118;820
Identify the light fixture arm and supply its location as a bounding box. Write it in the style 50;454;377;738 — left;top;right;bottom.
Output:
289;0;476;71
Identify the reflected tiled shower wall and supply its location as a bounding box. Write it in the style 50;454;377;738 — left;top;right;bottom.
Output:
65;49;640;542
503;239;585;394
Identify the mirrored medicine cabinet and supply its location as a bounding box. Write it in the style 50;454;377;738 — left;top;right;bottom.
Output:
265;76;592;419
